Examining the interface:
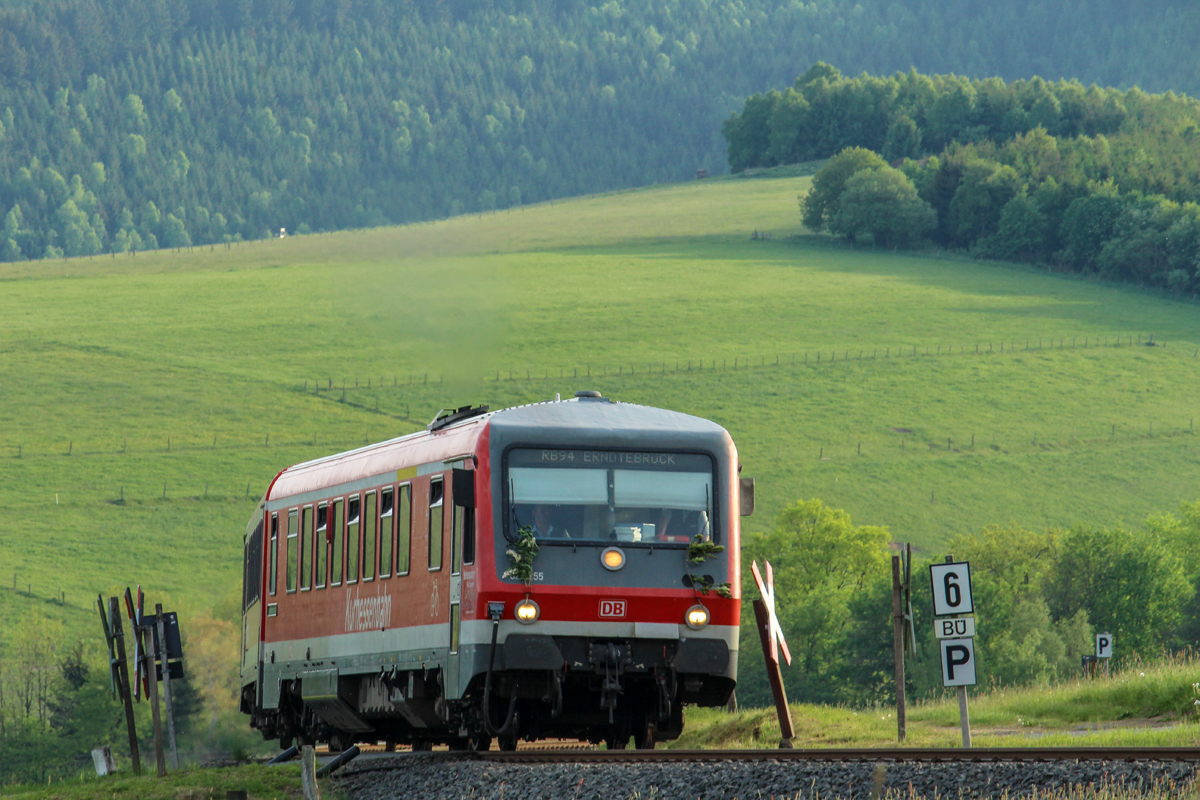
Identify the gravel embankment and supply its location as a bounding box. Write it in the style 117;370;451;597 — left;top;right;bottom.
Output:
334;754;1198;799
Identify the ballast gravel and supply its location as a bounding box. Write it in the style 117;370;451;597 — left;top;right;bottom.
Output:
334;753;1198;799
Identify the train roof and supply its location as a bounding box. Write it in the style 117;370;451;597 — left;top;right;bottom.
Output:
265;394;731;503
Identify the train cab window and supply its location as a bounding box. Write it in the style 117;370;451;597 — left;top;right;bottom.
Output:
286;509;299;593
269;513;279;596
379;488;394;578
429;478;444;571
506;449;715;545
346;497;360;584
331;499;344;586
315;503;328;589
363;492;377;582
300;506;313;591
397;485;412;575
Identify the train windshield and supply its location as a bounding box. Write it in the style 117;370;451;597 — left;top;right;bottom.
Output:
506;448;715;545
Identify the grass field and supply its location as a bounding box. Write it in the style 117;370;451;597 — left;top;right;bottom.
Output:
1;173;1198;747
672;657;1200;749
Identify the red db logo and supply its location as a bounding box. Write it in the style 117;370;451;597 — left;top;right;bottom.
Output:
599;600;627;618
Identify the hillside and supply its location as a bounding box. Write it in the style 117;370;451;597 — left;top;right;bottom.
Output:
5;173;1199;602
1;174;1199;774
3;1;1200;258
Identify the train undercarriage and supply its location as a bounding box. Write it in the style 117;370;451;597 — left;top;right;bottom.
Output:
242;634;734;751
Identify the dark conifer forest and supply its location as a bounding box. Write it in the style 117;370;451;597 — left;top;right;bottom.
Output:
1;0;1200;259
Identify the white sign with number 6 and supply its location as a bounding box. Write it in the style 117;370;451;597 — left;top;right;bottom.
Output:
930;561;974;616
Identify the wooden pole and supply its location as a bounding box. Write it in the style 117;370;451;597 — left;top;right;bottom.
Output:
109;598;141;775
144;618;167;776
891;555;906;742
958;686;972;747
301;745;320;799
156;604;179;769
752;598;794;747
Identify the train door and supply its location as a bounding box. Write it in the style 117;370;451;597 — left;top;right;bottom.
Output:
240;510;265;693
446;467;475;699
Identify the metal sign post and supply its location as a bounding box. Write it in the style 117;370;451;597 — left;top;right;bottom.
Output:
156;603;180;769
751;560;794;748
932;554;975;748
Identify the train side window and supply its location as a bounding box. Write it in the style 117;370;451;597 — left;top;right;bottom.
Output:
286;509;299;593
331;499;344;586
379;488;394;578
300;506;313;591
244;519;263;610
269;513;279;596
315;503;328;589
346;496;360;584
397;485;411;575
462;504;475;566
429;478;444;571
363;491;377;582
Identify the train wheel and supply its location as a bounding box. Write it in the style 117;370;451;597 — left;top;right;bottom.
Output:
498;734;519;751
604;734;628;750
471;734;493;751
633;723;656;750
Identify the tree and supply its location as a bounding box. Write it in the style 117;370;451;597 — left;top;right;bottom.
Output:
800;147;887;233
976;194;1049;261
739;499;889;705
831;166;936;247
1046;523;1192;654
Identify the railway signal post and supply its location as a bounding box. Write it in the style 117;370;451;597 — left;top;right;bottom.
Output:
751;560;794;748
891;544;915;742
101;595;141;774
931;554;976;747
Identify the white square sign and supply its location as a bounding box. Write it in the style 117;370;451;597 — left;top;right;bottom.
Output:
940;638;977;687
934;617;976;639
1096;633;1113;658
930;561;973;616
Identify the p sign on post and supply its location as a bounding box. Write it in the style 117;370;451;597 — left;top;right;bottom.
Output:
1096;633;1114;659
940;638;977;687
930;561;973;616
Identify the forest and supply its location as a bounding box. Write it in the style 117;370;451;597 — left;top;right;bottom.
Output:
2;0;1200;259
736;499;1200;709
724;64;1200;292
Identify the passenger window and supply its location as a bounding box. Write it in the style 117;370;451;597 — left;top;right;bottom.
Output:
397;485;411;575
346;497;360;584
380;488;394;578
300;506;313;590
315;503;328;589
363;492;377;582
269;513;279;596
429;479;444;571
462;504;475;566
331;499;344;586
286;509;298;593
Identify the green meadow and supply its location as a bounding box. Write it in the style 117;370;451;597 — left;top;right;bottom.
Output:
2;173;1199;642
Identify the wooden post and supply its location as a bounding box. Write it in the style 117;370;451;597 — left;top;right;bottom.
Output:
109;598;141;775
752;598;794;747
301;745;320;799
157;604;179;769
891;556;906;742
958;686;972;747
144;618;167;775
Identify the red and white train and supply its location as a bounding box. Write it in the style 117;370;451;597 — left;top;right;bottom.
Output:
239;392;751;750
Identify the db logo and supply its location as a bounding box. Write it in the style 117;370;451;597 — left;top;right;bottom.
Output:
599;600;627;618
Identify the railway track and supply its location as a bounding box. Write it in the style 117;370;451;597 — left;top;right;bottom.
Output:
348;746;1200;766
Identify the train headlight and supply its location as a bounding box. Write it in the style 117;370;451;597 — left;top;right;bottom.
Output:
514;598;540;624
685;604;710;630
601;547;626;571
